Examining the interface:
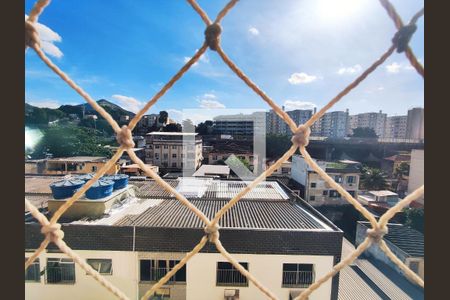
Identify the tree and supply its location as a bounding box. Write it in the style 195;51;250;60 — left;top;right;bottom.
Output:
352;127;378;138
158;111;168;125
404;208;424;233
196;120;214;135
162;123;182;132
266;134;294;159
360;167;389;190
32;125;114;158
394;162;410;179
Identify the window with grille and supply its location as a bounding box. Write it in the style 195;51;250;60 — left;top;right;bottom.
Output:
329;190;340;198
282;263;314;288
216;262;248;286
347;176;355;183
140;260;186;283
86;259;112;275
25;257;40;282
46;258;76;284
310;182;316;188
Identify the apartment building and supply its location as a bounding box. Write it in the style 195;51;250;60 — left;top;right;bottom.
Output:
145;132;203;171
406;107;424;140
213;112;266;137
384;115;407;139
291;155;360;206
25;177;343;300
266;109;313;135
348;111;387;138
313;110;349;138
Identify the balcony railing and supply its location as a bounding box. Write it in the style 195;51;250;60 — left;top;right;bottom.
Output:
282;271;314;288
145;268;175;283
45;266;76;284
216;269;248;286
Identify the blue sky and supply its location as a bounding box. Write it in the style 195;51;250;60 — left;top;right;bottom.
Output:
25;0;424;123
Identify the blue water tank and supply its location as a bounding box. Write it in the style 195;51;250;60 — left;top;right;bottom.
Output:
50;179;85;200
103;174;129;190
76;173;96;183
85;179;114;200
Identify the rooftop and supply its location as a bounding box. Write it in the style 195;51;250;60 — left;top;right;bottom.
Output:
192;165;230;177
47;156;108;163
146;132;198;136
369;190;398;197
359;221;424;257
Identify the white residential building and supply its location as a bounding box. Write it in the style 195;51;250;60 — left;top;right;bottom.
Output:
145;132;203;171
291;155;360;206
385;115;407;139
25;178;343;300
348;111;387;138
406;107;424;140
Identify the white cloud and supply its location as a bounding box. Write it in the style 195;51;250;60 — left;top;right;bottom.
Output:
111;94;144;113
25;14;63;58
288;72;317;84
28;99;61;109
248;27;259;36
283;100;316;111
337;64;362;75
386;62;402;73
197;93;226;109
183;50;209;67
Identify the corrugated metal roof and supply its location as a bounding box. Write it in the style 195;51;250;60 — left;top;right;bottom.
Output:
135;179;289;200
359;222;424;257
115;199;329;230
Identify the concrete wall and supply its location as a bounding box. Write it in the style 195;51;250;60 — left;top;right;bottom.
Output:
186;253;334;300
25;250;138;300
408;149;424;204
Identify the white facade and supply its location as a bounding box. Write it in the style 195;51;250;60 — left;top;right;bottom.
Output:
408;149;424;204
349;111;387;138
385;115;407;139
187;253;334;300
406;107;424;140
26;250;334;300
25;250;138;300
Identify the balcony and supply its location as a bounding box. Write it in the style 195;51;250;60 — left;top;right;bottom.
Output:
216;269;248;287
282;271;314;288
45;266;76;284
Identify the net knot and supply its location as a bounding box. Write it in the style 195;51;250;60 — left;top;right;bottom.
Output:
291;125;311;147
392;24;417;53
204;23;222;51
25;20;40;48
204;223;220;242
41;223;64;243
116;125;135;149
367;225;388;243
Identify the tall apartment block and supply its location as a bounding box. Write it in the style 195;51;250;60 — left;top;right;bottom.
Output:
348;111;387;138
406;107;424;140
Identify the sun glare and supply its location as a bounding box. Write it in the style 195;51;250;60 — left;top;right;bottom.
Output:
315;0;366;23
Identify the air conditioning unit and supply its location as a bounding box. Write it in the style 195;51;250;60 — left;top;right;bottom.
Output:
224;289;239;300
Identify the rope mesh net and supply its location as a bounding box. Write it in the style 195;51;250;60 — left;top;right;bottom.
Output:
24;0;424;299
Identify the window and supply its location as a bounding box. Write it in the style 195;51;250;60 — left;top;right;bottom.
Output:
309;196;315;201
154;153;159;159
329;190;340;198
163;153;168;160
172;145;177;149
281;168;290;174
322;190;328;196
25;258;40;282
347;176;355;183
172;162;177;168
310;182;316;188
163;145;168;149
92;166;97;172
86;259;112;275
334;175;343;183
409;261;420;274
155;145;160;149
172;153;177;158
46;258;75;284
212;155;218;160
148;145;153;150
282;263;314;288
216;262;248;286
140;260;186;283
